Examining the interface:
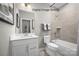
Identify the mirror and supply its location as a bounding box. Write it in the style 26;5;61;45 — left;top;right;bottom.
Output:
15;9;35;34
20;18;32;33
22;20;30;33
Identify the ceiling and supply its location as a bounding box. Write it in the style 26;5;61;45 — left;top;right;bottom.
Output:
30;3;68;10
49;3;68;9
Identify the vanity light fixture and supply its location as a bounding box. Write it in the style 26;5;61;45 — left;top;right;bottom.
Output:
21;3;25;7
25;3;31;8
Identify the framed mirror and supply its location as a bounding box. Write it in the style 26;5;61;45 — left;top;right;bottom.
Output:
20;18;32;33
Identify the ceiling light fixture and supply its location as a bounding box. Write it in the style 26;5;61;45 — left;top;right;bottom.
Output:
25;3;31;8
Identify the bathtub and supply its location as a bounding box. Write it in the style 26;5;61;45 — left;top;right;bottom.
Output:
52;39;77;56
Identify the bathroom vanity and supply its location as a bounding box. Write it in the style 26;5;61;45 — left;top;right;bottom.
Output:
9;33;39;56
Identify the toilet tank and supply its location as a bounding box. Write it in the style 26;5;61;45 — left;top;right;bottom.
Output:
44;35;51;44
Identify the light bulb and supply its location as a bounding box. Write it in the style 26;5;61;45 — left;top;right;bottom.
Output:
21;3;25;7
27;4;31;8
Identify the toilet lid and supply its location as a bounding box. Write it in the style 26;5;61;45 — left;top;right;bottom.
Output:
47;43;58;48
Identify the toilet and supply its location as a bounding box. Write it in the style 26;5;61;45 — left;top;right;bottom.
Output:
44;35;59;56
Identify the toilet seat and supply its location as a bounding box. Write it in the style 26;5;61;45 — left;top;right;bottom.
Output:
44;35;59;55
47;43;58;48
47;43;58;51
46;43;59;56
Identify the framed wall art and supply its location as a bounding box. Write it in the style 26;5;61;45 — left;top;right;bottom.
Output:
0;3;14;25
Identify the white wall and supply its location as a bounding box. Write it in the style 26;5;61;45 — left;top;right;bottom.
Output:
76;4;79;56
51;11;59;40
34;11;52;35
0;18;15;56
58;4;79;43
34;11;52;47
0;3;16;55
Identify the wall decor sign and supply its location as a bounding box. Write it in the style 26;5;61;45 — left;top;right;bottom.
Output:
0;3;14;25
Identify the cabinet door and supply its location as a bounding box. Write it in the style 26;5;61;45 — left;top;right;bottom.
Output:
29;48;39;56
28;39;39;56
12;45;28;56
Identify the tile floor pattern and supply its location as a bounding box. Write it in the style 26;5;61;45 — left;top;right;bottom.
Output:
39;48;49;56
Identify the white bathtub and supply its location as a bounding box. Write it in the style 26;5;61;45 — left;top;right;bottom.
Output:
52;39;77;56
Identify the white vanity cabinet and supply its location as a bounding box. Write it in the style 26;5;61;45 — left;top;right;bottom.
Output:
10;36;39;56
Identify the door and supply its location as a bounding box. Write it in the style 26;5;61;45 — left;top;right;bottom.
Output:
12;45;28;56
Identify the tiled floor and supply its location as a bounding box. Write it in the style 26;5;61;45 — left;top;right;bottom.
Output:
39;48;49;56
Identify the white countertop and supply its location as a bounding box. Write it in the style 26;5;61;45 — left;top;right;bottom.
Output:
10;33;39;41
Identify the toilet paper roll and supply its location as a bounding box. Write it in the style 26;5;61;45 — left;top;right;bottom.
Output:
48;24;51;30
44;24;47;30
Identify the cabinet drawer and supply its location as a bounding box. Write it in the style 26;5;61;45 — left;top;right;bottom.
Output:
11;39;29;46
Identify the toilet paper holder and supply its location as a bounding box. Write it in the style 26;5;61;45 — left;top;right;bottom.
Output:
41;24;51;31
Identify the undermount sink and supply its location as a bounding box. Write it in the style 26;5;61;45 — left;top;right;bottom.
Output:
23;33;34;36
10;33;38;41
